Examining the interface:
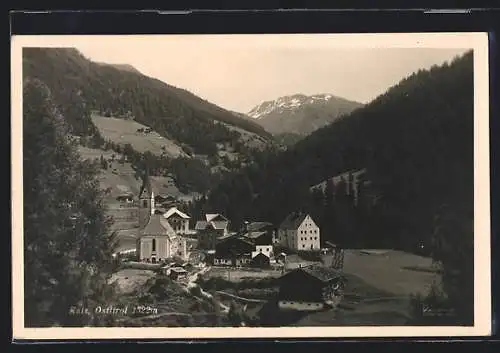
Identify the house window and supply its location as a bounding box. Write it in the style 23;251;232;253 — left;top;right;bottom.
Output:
152;238;156;251
314;237;317;240
143;200;148;207
302;244;305;248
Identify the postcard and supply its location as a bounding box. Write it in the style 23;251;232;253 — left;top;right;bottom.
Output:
11;32;491;340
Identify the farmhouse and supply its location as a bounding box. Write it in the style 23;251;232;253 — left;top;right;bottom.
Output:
276;265;346;311
278;212;321;251
213;236;255;267
163;206;191;234
241;221;276;245
195;213;230;250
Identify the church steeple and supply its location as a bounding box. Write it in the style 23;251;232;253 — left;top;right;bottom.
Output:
139;168;152;199
138;168;155;228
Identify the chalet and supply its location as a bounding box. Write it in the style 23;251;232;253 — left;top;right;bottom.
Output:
213;236;254;267
163;206;191;234
196;213;229;235
278;212;321;251
241;221;276;245
155;195;178;209
136;172;188;263
195;213;230;250
276;265;346;311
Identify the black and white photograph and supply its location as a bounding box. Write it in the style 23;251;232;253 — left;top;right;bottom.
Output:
11;33;491;339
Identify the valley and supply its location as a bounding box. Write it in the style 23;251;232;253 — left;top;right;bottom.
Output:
22;44;475;330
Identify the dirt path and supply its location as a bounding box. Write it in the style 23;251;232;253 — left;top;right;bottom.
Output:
215;291;267;304
180;266;230;314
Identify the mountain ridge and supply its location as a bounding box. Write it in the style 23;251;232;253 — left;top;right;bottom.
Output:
23;47;272;158
247;93;364;135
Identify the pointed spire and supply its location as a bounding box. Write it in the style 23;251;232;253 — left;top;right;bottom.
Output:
139;167;152;198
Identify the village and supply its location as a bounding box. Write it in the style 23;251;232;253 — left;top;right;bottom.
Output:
108;170;438;327
108;170;353;326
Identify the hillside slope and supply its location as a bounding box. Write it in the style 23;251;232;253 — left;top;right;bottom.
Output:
248;94;363;135
22;47;272;156
204;51;473;253
90;113;187;158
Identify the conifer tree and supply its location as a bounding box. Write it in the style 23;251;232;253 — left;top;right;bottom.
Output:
23;78;118;327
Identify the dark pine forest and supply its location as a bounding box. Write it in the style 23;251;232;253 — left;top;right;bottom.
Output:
197;50;474;255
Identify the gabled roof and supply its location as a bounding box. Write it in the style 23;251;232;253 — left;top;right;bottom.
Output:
219;235;255;247
195;219;228;231
247;221;274;232
195;221;209;230
163;207;190;219
140;214;176;237
252;252;270;260
279;212;309;230
211;220;229;230
297;265;344;283
245;231;267;239
206;213;228;222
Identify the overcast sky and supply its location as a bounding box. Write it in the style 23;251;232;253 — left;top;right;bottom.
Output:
74;34;470;113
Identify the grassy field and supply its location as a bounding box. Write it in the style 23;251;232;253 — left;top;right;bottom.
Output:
221;122;271;151
342;249;438;297
78;145;197;201
295;249;439;326
214;249;440;327
110;268;156;295
91;114;188;158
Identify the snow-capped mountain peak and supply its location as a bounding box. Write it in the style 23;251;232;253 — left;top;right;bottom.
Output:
248;94;334;119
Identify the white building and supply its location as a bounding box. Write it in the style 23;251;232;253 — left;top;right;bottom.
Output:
251;244;273;259
278;212;321;251
136;214;187;263
136;172;188;263
163;206;191;234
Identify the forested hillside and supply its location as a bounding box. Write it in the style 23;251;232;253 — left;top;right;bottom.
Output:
22;48;271;157
198;51;474;256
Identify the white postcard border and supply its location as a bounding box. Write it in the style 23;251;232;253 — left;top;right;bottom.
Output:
11;32;491;340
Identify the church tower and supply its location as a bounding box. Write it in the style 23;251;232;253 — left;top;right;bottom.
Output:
138;168;155;229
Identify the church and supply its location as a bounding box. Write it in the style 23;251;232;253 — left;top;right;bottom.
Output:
135;171;188;263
